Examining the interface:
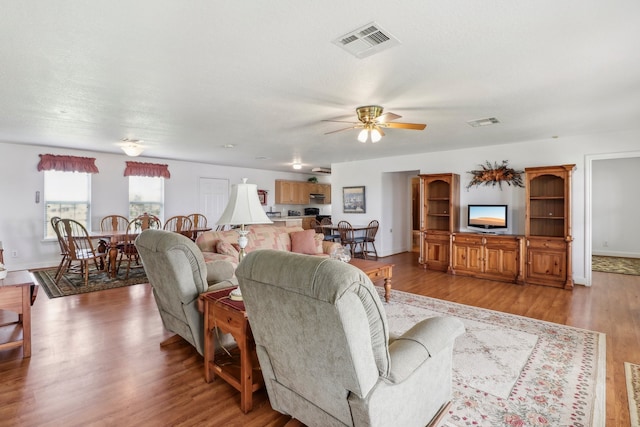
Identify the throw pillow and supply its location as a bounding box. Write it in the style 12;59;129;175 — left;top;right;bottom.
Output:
314;233;324;253
216;240;240;258
290;229;320;255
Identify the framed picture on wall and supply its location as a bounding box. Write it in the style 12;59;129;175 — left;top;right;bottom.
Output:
343;186;366;213
257;189;267;205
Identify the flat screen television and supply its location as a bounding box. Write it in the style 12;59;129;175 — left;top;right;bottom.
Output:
467;204;508;231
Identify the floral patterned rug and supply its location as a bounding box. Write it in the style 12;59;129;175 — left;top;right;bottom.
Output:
592;255;640;276
31;266;148;298
626;362;640;427
380;288;606;426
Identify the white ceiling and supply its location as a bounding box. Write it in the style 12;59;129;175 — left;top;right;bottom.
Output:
1;1;639;173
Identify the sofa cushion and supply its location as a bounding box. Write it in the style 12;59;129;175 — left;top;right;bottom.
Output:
205;259;236;284
216;239;240;258
290;229;320;255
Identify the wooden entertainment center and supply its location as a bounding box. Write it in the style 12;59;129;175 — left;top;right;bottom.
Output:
418;164;575;289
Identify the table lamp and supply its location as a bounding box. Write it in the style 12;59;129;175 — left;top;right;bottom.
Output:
217;178;272;299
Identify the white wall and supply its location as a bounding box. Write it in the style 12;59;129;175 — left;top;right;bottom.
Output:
0;142;324;270
330;128;640;285
592;157;640;258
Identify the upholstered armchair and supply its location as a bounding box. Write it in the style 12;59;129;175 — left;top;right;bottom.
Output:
135;229;236;356
236;250;465;427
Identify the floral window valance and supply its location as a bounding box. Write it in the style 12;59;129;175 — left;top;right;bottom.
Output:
124;161;171;178
37;154;99;174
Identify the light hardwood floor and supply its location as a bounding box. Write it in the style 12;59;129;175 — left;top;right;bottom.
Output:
0;252;638;426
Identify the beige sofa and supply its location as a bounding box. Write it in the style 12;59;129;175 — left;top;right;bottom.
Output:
195;224;342;277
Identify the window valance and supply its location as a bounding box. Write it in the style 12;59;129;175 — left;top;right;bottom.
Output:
124;161;171;178
37;154;99;174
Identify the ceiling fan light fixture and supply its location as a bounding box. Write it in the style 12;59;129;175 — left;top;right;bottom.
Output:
292;163;302;170
370;128;382;143
357;129;369;143
120;139;144;157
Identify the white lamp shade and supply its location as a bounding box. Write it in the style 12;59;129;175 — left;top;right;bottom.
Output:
217;179;273;226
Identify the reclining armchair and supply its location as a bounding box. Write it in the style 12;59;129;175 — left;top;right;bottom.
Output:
135;229;236;356
236;250;465;427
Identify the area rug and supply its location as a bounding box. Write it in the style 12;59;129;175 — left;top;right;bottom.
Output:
380;288;606;427
31;267;148;298
625;362;640;427
592;255;640;276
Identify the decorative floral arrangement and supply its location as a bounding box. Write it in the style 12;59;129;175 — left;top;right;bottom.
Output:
466;160;524;190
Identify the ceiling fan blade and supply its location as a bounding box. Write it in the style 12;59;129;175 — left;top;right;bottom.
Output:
324;125;360;135
376;112;402;123
322;119;360;124
384;122;427;130
374;125;385;137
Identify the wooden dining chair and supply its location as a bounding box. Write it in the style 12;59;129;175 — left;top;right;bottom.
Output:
132;213;162;231
163;215;193;237
362;220;379;260
50;216;71;282
311;219;323;233
100;215;129;232
117;218;145;279
320;218;340;242
337;220;365;258
187;213;207;229
57;218;106;286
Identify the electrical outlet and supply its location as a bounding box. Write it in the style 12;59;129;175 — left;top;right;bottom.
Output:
11;250;18;258
603;241;608;247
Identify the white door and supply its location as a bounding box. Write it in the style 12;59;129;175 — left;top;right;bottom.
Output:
199;178;229;225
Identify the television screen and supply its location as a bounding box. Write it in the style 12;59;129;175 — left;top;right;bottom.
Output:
467;204;508;229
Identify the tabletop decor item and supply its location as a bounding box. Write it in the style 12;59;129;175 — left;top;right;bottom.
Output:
466;160;524;189
0;263;7;279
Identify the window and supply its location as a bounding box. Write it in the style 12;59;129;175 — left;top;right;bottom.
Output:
129;176;164;220
44;171;91;238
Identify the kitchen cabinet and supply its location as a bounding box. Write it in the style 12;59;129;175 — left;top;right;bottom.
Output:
524;164;575;289
274;180;331;205
451;233;523;283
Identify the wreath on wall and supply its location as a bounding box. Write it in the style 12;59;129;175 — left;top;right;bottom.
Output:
466;160;524;190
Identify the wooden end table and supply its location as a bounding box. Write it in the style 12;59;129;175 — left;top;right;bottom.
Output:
201;288;263;413
349;258;394;302
0;270;35;358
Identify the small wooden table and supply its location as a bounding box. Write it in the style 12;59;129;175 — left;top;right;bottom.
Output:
201;288;263;413
0;270;35;358
349;258;394;302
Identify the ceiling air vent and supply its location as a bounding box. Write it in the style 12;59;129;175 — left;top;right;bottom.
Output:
332;22;400;59
467;117;500;127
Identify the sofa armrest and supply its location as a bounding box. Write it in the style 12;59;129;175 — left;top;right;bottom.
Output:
386;316;464;383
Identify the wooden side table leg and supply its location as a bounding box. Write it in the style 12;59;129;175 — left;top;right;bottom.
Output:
239;333;253;413
384;278;391;302
203;303;214;383
22;286;31;358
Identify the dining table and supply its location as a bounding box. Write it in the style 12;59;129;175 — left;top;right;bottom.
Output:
90;227;211;278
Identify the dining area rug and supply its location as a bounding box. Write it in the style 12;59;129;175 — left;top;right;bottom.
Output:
381;288;606;426
31;267;149;298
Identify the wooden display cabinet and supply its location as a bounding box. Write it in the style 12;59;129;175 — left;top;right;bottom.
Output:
418;173;460;271
451;233;524;283
524;164;575;289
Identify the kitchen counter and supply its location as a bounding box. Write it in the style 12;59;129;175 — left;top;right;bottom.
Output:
270;215;316;229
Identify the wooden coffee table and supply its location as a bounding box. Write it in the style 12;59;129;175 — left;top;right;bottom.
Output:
349;258;394;302
201;287;263;413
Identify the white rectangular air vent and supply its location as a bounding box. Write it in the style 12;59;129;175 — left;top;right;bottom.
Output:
467;117;500;127
332;22;400;59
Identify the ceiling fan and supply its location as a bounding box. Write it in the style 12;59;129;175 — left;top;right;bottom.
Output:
323;105;426;143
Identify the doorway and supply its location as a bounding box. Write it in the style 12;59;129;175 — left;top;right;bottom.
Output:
198;178;229;225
